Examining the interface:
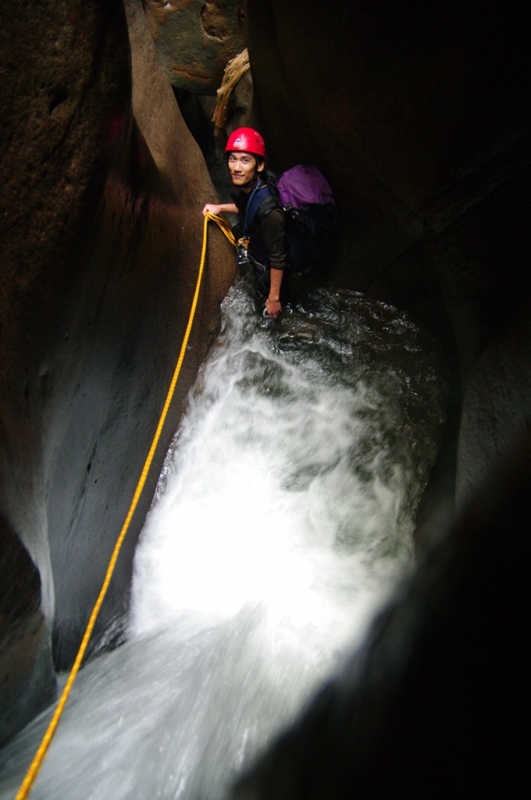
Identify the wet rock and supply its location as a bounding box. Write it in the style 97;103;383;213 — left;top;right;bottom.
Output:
0;512;55;747
2;0;530;773
244;0;531;526
225;2;531;794
1;2;133;743
232;433;531;799
0;0;235;742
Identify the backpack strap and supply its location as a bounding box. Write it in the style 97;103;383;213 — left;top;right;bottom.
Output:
243;179;281;234
254;194;280;225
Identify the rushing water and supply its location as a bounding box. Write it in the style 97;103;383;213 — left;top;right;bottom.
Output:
0;276;447;800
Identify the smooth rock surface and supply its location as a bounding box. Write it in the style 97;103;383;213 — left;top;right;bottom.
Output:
1;2;530;784
0;0;235;743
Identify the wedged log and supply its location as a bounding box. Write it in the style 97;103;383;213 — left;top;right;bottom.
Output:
245;0;531;523
0;0;235;743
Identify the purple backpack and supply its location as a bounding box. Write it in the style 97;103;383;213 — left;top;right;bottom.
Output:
277;164;336;211
274;164;336;272
251;164;337;273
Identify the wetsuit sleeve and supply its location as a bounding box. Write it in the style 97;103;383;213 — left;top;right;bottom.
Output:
259;208;286;270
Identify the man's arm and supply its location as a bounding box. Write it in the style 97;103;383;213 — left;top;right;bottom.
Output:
266;268;283;318
261;208;286;319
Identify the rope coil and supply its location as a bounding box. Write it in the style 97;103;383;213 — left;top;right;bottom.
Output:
15;212;234;800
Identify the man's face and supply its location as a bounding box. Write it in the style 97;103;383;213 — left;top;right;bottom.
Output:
227;151;263;190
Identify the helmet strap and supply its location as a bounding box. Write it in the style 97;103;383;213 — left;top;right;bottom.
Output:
240;172;261;191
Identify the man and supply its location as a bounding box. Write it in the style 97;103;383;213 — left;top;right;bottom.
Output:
202;127;287;319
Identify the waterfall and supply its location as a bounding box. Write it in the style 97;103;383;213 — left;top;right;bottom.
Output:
0;276;447;800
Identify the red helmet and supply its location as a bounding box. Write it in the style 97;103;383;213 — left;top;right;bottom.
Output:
225;127;266;158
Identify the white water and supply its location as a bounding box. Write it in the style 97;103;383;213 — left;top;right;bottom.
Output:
0;279;446;800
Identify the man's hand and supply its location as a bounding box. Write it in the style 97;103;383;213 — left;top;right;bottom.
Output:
265;267;283;318
202;202;239;216
202;203;223;216
264;297;282;319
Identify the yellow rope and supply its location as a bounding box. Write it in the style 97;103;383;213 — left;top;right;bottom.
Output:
15;212;235;800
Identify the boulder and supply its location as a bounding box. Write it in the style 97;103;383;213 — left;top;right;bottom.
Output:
144;0;245;94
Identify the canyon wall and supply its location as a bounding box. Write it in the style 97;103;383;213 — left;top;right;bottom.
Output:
229;1;531;794
245;0;531;532
1;0;529;790
143;0;243;94
0;0;236;744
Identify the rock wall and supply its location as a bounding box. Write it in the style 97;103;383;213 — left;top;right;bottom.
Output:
245;0;531;531
144;0;244;94
227;1;531;794
1;0;530;785
0;0;235;744
232;432;531;799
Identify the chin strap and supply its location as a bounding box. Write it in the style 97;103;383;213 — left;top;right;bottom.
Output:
238;171;260;190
